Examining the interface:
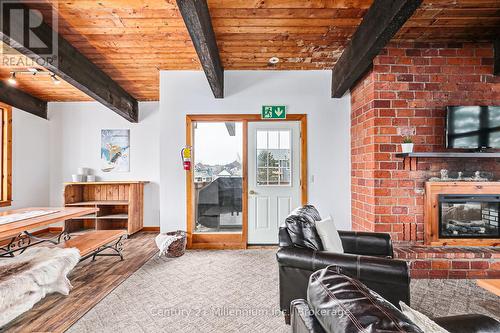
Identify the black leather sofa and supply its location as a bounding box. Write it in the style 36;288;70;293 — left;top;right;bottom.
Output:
276;205;410;324
291;266;500;333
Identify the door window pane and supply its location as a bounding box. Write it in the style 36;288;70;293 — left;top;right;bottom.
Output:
280;168;291;185
268;131;279;149
193;122;243;233
256;130;292;186
280;131;290;149
268;168;279;185
268;151;279;167
257;150;267;167
257;168;268;185
257;131;267;149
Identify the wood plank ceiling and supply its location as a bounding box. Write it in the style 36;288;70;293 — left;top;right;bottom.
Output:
0;51;92;101
1;0;499;102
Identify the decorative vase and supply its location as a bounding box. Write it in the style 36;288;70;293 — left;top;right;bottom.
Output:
72;174;84;182
401;143;414;153
77;167;90;175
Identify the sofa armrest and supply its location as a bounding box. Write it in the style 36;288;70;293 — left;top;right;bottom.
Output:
276;247;315;269
433;314;500;333
276;247;410;307
338;231;394;258
290;299;326;333
276;247;407;285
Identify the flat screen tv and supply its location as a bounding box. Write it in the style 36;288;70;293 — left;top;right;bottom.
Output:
446;106;500;150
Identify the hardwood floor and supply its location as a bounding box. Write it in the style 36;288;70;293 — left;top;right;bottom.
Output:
2;231;158;333
477;279;500;296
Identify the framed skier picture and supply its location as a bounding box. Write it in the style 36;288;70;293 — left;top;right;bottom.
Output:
101;129;130;172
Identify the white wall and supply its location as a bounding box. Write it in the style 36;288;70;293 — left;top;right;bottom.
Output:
48;102;160;226
160;71;351;232
0;108;50;211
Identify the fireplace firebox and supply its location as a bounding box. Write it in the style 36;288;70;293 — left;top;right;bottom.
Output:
439;194;500;239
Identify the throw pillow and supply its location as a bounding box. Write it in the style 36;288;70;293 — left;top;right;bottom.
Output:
400;302;450;333
315;215;344;253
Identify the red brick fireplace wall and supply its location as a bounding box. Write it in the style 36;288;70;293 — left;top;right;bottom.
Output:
351;41;500;243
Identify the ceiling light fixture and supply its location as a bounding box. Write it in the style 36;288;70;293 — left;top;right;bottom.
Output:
51;73;61;85
268;57;280;65
7;72;17;85
7;69;62;86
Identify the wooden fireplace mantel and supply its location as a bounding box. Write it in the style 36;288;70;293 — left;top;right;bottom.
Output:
424;181;500;246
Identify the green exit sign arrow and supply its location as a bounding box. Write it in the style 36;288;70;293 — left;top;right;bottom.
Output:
262;105;287;119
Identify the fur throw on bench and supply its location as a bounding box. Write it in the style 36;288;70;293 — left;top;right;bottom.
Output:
0;247;80;328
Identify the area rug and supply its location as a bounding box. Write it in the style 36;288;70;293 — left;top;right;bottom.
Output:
67;250;500;333
411;279;499;321
0;247;80;328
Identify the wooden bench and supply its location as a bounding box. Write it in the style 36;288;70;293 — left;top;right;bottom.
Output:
61;230;126;262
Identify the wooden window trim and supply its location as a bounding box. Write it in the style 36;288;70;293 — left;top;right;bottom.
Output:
0;103;12;207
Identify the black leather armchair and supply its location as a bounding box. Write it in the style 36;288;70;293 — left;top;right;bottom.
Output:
277;206;410;324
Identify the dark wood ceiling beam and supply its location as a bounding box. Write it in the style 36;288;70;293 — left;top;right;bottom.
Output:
177;0;224;98
331;0;422;98
0;2;138;122
0;81;47;119
494;38;499;76
225;122;236;136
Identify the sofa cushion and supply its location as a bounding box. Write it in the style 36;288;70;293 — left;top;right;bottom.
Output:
307;266;423;333
285;205;324;251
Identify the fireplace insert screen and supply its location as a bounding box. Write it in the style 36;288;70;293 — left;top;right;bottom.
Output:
439;195;500;239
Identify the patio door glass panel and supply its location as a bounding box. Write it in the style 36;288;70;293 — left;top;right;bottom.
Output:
193;122;243;233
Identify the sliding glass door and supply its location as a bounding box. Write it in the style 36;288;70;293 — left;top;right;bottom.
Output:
192;121;243;234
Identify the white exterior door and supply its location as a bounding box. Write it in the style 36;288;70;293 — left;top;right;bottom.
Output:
247;121;301;244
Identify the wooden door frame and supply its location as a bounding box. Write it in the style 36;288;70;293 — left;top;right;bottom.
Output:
186;114;308;249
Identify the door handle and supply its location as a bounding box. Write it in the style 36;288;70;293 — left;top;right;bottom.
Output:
249;190;257;195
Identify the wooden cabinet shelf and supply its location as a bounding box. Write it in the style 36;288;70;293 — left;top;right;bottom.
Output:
98;214;129;219
64;181;147;185
66;200;129;206
64;182;147;235
70;214;97;220
70;213;129;220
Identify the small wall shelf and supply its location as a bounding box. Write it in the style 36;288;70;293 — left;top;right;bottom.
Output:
396;152;500;158
396;152;500;170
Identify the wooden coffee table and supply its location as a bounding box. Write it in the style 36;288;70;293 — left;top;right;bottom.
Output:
477;280;500;296
0;207;98;257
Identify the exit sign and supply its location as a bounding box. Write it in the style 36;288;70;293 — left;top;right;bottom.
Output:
262;105;287;119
